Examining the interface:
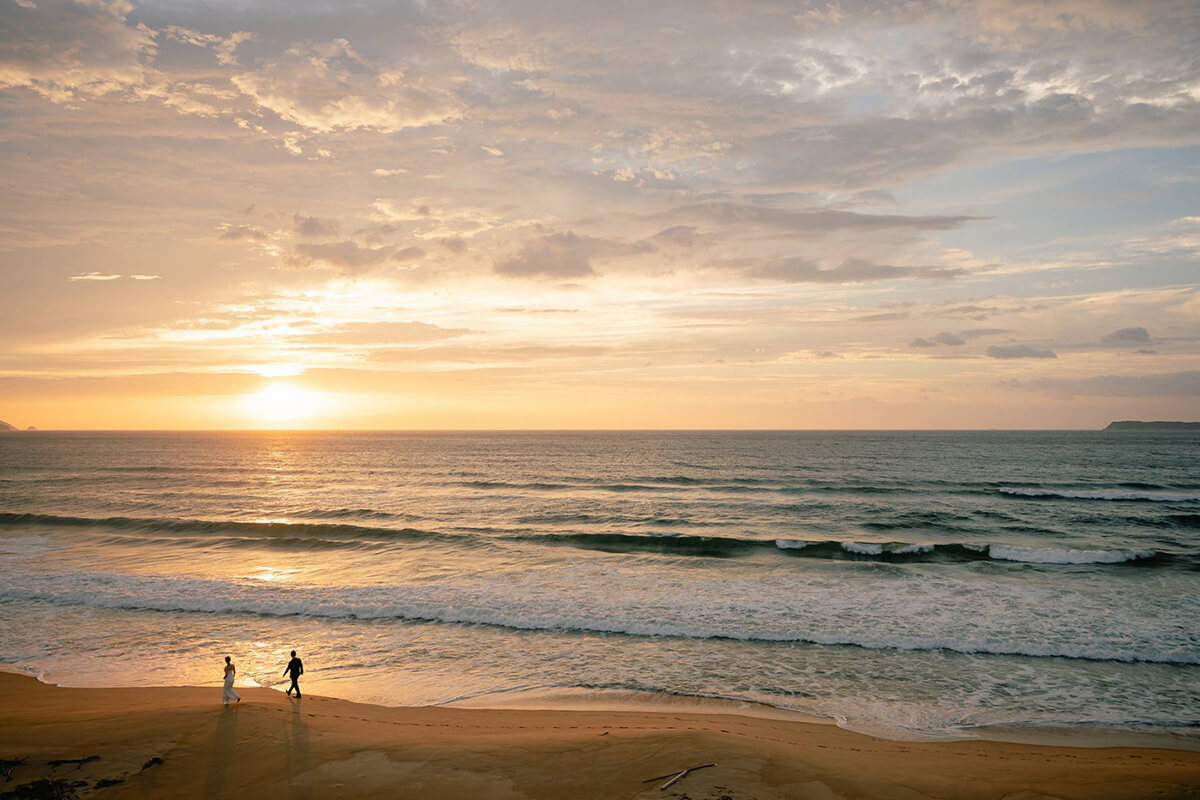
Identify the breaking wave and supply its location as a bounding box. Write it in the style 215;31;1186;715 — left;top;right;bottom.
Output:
1000;487;1200;503
0;512;1182;567
0;512;451;544
1;569;1196;666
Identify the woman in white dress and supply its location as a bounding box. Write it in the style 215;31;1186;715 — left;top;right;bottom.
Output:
222;656;241;705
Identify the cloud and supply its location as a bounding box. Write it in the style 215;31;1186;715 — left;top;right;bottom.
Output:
1029;371;1200;397
293;214;340;240
855;311;911;322
69;272;121;281
736;257;967;284
67;273;160;282
986;344;1058;359
393;246;427;261
294;241;426;273
0;0;156;102
302;321;471;345
913;330;996;347
494;232;649;279
218;224;269;241
648;226;699;250
163;26;255;66
369;344;606;363
968;0;1179;35
959;328;1015;339
230;39;460;133
907;331;964;347
1101;326;1152;345
662;203;979;235
844;190;897;206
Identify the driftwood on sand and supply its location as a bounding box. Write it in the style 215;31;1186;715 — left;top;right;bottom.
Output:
642;762;716;791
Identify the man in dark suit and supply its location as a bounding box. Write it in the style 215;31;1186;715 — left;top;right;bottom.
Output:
283;650;304;698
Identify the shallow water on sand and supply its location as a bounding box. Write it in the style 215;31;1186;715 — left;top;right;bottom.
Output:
1;431;1197;742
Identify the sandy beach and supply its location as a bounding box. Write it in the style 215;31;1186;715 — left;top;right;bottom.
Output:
1;673;1197;799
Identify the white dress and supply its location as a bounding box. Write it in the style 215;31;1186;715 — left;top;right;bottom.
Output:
222;665;241;705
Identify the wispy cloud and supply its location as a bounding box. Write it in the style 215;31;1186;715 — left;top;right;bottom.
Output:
69;272;122;282
987;345;1058;360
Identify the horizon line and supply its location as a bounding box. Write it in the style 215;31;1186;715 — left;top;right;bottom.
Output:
0;426;1169;433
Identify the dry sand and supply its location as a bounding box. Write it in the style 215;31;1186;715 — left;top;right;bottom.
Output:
0;673;1197;799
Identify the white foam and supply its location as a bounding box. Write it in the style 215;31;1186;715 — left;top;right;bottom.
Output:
891;543;935;554
773;539;935;555
842;541;884;555
774;539;813;550
1;557;1197;665
988;545;1155;565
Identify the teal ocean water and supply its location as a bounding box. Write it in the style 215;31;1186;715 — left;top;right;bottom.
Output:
0;431;1197;741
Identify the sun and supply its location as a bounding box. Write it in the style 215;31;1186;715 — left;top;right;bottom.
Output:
240;383;325;427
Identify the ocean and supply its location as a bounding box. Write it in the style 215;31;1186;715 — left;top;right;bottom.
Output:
1;431;1197;744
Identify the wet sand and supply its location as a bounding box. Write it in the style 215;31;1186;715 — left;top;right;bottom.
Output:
0;673;1197;799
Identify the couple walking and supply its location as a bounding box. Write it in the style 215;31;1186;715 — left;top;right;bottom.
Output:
221;650;305;705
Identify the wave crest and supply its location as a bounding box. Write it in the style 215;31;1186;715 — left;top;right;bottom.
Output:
1;569;1195;666
1000;487;1200;503
0;512;1180;567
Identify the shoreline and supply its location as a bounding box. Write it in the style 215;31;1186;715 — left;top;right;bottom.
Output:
8;664;1200;755
443;684;1200;752
2;673;1198;799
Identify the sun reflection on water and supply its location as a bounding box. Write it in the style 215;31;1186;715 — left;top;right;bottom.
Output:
247;566;301;582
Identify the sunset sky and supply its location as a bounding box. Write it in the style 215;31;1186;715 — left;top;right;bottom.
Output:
2;0;1198;429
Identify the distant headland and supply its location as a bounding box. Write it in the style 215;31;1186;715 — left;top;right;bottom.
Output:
1105;421;1200;431
0;420;37;431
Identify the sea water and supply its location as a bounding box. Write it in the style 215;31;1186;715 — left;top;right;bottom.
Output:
0;431;1197;743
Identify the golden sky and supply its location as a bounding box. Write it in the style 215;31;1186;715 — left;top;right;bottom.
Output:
1;0;1199;429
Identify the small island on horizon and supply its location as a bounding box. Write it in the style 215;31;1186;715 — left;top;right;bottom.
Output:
1105;420;1200;430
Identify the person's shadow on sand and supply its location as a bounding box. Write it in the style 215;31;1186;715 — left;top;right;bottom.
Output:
284;697;313;798
203;705;238;798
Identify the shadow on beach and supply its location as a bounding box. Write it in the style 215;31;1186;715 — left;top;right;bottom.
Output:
284;697;312;798
203;704;238;797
